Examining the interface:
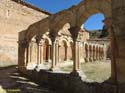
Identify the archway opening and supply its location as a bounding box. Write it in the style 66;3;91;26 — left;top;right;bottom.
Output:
60;13;111;82
79;13;111;82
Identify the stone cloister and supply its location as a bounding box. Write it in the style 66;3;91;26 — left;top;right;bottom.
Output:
20;28;106;71
19;0;111;72
18;0;125;92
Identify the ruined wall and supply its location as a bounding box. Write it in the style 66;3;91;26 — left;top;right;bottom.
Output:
0;0;50;66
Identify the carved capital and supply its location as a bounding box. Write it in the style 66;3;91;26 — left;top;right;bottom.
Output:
35;35;42;44
49;31;58;43
68;26;81;41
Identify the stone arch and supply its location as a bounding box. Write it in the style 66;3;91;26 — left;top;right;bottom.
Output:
25;18;49;42
42;34;52;45
76;0;111;27
23;0;111;42
49;11;75;33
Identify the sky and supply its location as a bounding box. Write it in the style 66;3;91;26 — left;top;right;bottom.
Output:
25;0;104;31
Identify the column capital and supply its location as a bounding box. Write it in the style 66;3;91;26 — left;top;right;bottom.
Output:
68;26;81;41
35;34;45;46
35;35;43;44
49;31;58;43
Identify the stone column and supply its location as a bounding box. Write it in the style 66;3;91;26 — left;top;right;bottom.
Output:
93;46;96;61
24;43;27;66
28;43;31;64
103;44;107;62
49;31;58;70
64;46;68;61
96;46;99;61
77;41;81;69
104;11;124;85
37;43;40;65
35;35;44;68
36;40;41;66
18;40;28;74
47;45;51;62
39;39;44;64
89;45;91;62
85;44;89;62
90;45;93;62
111;0;125;84
55;41;59;66
98;46;101;61
69;26;86;78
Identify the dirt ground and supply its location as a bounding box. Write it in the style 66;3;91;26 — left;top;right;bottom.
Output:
0;61;111;93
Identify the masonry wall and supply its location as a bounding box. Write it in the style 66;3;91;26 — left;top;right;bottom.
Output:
0;0;50;66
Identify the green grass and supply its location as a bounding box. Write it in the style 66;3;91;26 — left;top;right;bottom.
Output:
61;61;111;83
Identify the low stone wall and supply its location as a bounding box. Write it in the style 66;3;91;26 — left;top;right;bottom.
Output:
19;69;125;93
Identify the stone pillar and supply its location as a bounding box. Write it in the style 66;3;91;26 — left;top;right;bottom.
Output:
35;35;44;68
47;45;51;62
100;47;102;60
39;39;44;64
18;40;28;74
37;43;40;65
78;41;81;64
85;44;89;62
55;41;59;66
96;46;99;61
24;43;28;66
69;26;86;78
64;46;68;61
90;45;93;62
28;43;31;64
49;31;58;70
93;46;96;61
99;46;101;61
112;0;125;84
36;39;41;66
89;45;91;62
103;44;107;62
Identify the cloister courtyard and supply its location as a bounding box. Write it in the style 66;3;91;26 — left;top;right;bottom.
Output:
0;0;125;93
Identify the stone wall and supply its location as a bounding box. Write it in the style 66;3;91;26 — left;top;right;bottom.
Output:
23;69;123;93
0;0;50;66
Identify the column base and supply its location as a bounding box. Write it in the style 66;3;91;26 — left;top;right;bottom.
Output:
89;58;93;62
18;66;27;75
49;66;61;71
70;70;86;80
85;58;89;62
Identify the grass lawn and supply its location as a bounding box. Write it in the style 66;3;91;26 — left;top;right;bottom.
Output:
61;61;111;83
